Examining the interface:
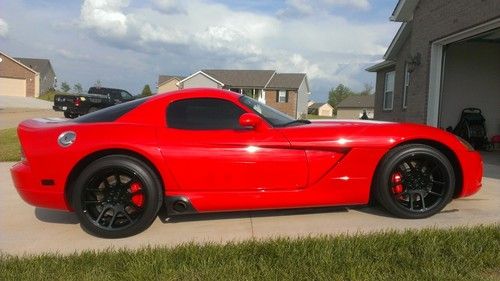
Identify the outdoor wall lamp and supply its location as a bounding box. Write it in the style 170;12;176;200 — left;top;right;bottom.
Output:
407;52;421;72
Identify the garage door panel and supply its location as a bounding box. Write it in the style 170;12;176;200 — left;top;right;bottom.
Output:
0;77;26;97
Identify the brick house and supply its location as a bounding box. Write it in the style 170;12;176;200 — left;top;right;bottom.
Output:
0;51;56;97
177;70;310;119
367;0;500;139
14;57;56;96
0;51;39;97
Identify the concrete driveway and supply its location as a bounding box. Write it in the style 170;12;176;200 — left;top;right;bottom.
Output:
0;161;498;256
0;108;65;130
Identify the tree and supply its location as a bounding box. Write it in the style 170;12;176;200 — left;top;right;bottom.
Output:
94;80;102;88
359;83;373;96
73;83;83;94
61;82;70;93
141;84;152;97
328;84;354;115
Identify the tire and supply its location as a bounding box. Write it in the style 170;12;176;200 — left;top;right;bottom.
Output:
64;112;77;119
71;155;163;238
375;144;455;219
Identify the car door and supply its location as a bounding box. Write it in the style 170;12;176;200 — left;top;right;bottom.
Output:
157;97;308;192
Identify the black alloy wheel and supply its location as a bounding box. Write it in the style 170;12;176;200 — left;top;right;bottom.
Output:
72;155;162;238
375;144;455;218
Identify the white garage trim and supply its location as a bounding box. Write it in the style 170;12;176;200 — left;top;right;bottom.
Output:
427;18;500;126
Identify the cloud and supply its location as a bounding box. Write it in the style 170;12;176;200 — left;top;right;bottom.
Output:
0;18;8;37
75;0;394;94
323;0;370;10
80;0;129;38
279;0;371;16
152;0;186;14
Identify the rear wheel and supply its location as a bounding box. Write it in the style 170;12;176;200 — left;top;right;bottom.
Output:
375;144;455;218
71;155;162;238
64;112;77;119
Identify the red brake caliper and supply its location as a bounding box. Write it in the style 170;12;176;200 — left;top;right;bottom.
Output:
391;172;403;194
130;182;144;207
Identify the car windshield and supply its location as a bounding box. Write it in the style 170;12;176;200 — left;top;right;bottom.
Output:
239;96;308;127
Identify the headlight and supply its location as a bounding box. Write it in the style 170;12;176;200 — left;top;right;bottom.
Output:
456;136;474;151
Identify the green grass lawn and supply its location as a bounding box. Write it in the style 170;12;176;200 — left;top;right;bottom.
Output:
0;128;20;162
1;225;498;281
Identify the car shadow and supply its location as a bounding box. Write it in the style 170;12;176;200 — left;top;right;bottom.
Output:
158;206;351;224
35;208;79;224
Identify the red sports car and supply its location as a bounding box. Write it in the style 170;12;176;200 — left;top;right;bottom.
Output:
11;88;482;238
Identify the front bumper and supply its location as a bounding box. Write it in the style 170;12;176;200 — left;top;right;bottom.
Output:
10;162;69;210
458;150;483;197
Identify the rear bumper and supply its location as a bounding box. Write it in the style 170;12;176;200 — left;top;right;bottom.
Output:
52;105;65;112
458;151;483;198
10;162;69;210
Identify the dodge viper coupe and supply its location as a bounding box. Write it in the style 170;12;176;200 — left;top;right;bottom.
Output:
11;88;482;238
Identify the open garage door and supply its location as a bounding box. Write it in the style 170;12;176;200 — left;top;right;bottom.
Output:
0;77;26;97
438;28;500;143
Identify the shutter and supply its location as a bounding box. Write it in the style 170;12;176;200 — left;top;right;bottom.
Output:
276;91;279;102
285;91;289;103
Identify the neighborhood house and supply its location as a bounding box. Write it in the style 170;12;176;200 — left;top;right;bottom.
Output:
336;95;375;119
0;51;56;97
308;102;333;117
169;69;310;119
367;0;499;140
157;75;185;94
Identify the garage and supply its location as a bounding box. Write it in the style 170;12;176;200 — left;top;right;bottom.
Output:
435;27;500;147
0;77;26;97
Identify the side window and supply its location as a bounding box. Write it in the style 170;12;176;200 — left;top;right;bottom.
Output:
121;91;133;100
109;92;120;100
383;71;395;111
167;98;245;130
277;90;288;103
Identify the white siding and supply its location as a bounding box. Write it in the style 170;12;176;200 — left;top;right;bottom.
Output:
296;77;309;119
181;73;221;89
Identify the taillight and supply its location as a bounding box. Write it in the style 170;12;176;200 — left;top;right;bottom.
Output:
74;97;81;106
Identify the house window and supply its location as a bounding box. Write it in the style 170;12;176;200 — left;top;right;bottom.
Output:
402;64;410;109
167;98;245;130
383;71;395;110
278;90;287;103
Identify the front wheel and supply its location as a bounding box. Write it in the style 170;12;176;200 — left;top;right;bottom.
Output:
71;155;163;238
375;144;455;219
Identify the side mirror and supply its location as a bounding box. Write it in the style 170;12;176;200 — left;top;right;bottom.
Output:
239;113;263;129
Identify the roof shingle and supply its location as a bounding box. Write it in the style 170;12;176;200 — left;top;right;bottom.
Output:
158;75;186;86
202;69;275;88
337;95;375;108
266;73;306;89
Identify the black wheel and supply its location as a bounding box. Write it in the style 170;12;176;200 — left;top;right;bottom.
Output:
375;144;455;219
87;107;99;114
64;112;77;119
71;155;163;238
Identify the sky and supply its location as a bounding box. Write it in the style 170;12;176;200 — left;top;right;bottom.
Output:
0;0;400;101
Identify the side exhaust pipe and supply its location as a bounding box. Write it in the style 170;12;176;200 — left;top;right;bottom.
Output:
164;196;197;215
